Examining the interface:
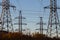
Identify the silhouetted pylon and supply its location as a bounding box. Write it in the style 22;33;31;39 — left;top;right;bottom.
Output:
0;0;16;32
36;17;46;34
44;0;60;37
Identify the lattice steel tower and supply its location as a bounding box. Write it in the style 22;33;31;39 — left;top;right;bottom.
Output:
36;17;46;34
44;0;60;37
40;17;43;34
0;0;16;32
14;10;27;33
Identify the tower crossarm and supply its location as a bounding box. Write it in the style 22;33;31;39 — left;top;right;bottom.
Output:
14;23;27;25
0;2;16;10
44;5;60;9
37;23;46;25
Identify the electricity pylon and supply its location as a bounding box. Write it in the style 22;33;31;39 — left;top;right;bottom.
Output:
14;10;27;33
0;0;16;32
44;0;60;37
0;16;2;30
36;17;46;34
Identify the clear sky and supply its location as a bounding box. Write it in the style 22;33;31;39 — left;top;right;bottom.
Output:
0;0;60;34
11;0;50;34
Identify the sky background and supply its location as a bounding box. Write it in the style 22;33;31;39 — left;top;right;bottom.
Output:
0;0;60;34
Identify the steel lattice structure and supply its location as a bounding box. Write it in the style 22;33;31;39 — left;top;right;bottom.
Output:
44;0;60;37
0;0;16;32
14;10;27;33
36;17;46;34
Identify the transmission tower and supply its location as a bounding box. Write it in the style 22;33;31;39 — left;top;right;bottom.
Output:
36;17;46;34
44;0;60;37
0;16;2;30
14;10;27;33
0;0;16;32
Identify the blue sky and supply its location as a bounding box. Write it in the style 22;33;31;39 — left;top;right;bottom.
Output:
12;0;49;33
11;0;49;33
0;0;60;34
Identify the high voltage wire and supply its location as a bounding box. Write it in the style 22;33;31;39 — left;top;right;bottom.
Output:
15;0;22;10
15;0;44;12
